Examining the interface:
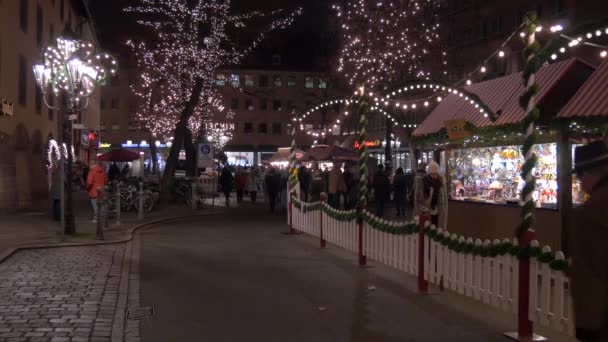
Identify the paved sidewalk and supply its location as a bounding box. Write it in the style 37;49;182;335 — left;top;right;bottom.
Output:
0;191;223;262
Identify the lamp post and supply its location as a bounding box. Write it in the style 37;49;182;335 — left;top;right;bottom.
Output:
33;28;117;234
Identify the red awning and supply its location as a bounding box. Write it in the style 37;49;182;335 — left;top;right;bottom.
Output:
413;59;583;136
559;59;608;118
97;149;140;162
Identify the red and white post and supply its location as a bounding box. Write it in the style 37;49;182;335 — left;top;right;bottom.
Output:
418;214;430;294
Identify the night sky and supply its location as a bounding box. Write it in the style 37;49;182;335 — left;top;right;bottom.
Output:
88;0;337;71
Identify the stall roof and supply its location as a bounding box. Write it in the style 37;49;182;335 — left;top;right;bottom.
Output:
413;58;585;137
302;145;359;162
269;147;304;163
559;59;608;119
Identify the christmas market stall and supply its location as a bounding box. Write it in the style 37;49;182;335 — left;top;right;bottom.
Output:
412;58;595;248
269;147;304;168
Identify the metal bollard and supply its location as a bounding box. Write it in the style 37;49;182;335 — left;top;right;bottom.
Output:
104;185;110;229
115;182;121;225
138;181;144;221
96;187;104;240
191;179;198;210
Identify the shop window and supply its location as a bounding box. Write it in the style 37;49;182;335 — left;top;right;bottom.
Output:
244;122;253;134
36;5;43;47
111;98;119;110
216;74;226;86
245;98;253;111
245;74;254;87
305;76;314;89
231;98;239;110
258;123;267;134
258;74;269;87
272;123;281;135
20;0;28;33
273;75;282;87
273;100;282;111
319;78;327;89
259;98;268;111
230;74;239;87
287;75;296;87
18;55;27;106
449;144;558;207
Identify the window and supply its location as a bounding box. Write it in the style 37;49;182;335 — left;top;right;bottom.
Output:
216;74;226;86
245;98;253;111
319;78;327;89
18;55;27;106
230;74;239;87
258;74;268;87
272;54;281;66
272;123;281;135
35;87;42;114
48;95;54;120
231;98;239;110
60;0;64;20
111;123;120;131
258;123;267;134
245;74;254;87
111;98;119;110
36;5;43;47
100;99;106;110
555;0;564;15
273;75;282;87
273;100;282;111
287;75;296;87
244;122;253;134
20;0;28;33
259;98;268;111
305;76;314;89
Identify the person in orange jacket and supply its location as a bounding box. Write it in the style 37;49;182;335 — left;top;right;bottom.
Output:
86;161;108;222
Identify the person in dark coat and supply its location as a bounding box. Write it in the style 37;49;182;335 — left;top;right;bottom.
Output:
404;170;414;206
393;167;407;217
108;162;120;182
343;164;354;210
569;141;608;341
219;167;234;206
298;165;310;202
373;164;390;217
49;163;62;221
265;167;281;213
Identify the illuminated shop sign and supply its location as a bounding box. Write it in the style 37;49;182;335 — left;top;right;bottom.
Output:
120;140;168;148
1;98;14;116
100;143;112;149
203;122;236;131
354;140;381;149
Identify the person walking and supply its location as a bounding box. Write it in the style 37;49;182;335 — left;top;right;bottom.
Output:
569;141;608;341
393;167;407;217
328;162;346;209
246;168;261;204
373;164;390;217
234;167;247;204
219;167;234;206
108;162;120;182
49;162;62;221
86;161;108;223
414;162;448;228
309;162;325;202
298;165;311;202
265;167;281;213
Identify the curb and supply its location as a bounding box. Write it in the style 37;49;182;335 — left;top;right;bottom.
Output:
0;212;221;264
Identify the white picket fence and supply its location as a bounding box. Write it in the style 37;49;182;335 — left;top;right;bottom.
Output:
288;200;575;337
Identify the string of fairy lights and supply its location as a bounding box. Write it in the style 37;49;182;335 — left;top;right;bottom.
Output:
125;0;301;149
295;20;608;138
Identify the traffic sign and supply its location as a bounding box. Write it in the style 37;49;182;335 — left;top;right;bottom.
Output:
197;143;214;168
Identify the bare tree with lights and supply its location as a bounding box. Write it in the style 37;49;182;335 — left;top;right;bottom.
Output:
125;0;301;201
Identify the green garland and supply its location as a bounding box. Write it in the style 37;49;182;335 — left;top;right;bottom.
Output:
322;204;358;221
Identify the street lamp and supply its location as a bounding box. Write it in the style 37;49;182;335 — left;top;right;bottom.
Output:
33;28;117;234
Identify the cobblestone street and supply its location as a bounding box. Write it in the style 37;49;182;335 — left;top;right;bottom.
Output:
0;245;125;342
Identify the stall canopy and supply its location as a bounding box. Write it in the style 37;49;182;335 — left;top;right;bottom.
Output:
413;58;594;137
269;147;304;163
559;59;608;118
97;148;140;162
302;145;359;162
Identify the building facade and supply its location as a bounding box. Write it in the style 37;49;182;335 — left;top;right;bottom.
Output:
0;0;100;211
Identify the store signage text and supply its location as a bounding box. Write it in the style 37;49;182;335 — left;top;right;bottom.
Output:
203;122;235;131
100;143;112;149
354;140;381;149
1;98;14;116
